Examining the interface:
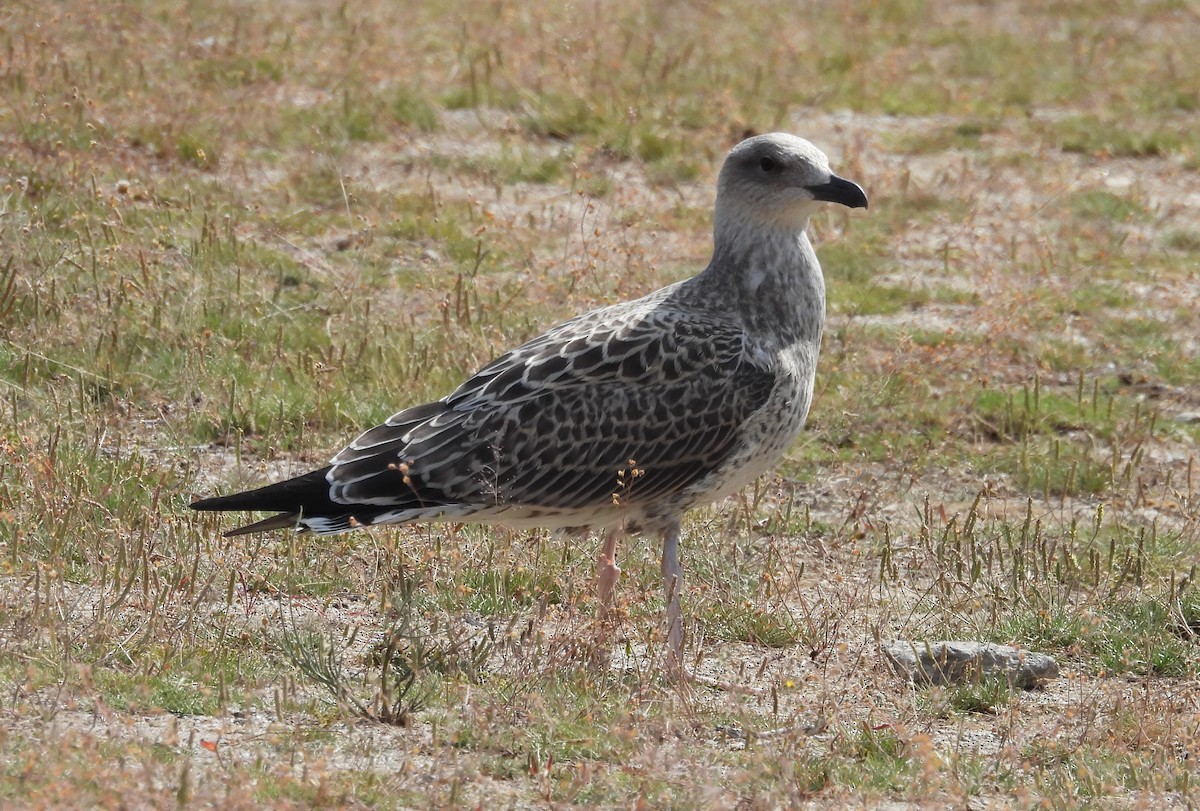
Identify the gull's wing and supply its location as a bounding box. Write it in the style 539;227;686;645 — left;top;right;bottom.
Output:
325;297;776;518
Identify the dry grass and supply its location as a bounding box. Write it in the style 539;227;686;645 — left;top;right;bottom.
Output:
2;0;1200;807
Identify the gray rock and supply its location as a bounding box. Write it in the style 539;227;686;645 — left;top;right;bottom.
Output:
882;640;1059;688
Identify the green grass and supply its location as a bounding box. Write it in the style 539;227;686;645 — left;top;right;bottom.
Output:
430;148;568;185
1067;189;1149;223
942;675;1014;715
1164;228;1200;253
833;724;914;792
1043;114;1191;158
967;376;1166;496
700;603;805;648
97;670;219;716
895;119;1003;153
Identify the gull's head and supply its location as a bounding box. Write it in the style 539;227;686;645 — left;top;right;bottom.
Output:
716;133;868;232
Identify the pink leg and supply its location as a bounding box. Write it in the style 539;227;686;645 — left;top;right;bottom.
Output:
660;523;758;694
596;526;621;621
661;520;685;680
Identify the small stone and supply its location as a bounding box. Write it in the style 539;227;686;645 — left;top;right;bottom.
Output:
882;640;1059;689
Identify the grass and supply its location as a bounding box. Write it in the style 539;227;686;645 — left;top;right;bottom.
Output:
1;0;1199;807
1042;114;1192;159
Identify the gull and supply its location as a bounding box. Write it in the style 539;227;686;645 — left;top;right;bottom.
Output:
191;133;867;680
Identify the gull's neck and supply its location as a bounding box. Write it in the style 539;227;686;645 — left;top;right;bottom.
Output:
698;211;826;349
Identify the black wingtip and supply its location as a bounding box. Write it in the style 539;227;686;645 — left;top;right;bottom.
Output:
190;495;228;511
190;466;339;536
189;466;337;514
221;512;303;537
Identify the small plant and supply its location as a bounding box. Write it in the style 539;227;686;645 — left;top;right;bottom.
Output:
700;602;804;647
1046;115;1185;158
835;723;913;791
1067;189;1147;223
943;675;1013;715
278;569;492;726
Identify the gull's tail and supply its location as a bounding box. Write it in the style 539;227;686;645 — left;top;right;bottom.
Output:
191;466;348;536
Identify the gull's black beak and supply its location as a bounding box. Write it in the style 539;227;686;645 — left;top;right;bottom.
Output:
805;174;868;209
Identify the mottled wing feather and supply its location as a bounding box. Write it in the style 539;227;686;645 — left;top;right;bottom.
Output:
324;290;776;517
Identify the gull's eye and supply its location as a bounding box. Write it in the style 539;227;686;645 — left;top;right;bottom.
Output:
759;156;777;172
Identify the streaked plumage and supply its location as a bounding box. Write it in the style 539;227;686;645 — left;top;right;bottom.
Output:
192;133;867;679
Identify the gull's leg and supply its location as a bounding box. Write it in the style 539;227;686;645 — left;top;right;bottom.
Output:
596;526;622;621
661;519;685;680
660;522;761;695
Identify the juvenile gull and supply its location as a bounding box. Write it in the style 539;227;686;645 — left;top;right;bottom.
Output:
191;133;867;680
